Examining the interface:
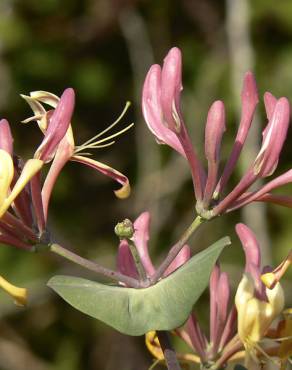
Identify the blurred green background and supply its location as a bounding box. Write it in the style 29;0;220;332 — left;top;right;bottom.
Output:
0;0;291;369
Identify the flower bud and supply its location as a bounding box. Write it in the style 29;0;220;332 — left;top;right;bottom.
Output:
161;47;183;133
142;64;185;156
254;97;290;177
0;119;13;155
117;239;138;279
114;218;134;239
205;101;226;164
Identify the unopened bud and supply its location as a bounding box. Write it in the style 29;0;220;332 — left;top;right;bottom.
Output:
114;218;134;239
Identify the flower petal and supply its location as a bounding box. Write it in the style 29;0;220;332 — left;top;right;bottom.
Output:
253;97;290;177
117;239;138;280
0;119;13;154
163;245;190;276
161;47;183;133
71;155;130;199
0;275;27;306
133;212;155;277
215;72;258;196
0;159;43;218
142;64;186;156
0;149;14;207
35;88;75;163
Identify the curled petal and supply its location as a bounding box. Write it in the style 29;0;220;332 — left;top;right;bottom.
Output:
30;90;59;108
145;331;164;361
0;119;13;154
35;88;75;163
20;94;48;131
133;212;155;277
161;47;183;132
0;159;44;218
0;275;27;306
71;155;130;199
0;149;14;207
142;64;185;156
261;250;292;289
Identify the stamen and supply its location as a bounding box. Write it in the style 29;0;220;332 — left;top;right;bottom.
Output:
86;123;134;146
245;337;282;367
75;122;133;154
74;102;134;155
77;101;131;147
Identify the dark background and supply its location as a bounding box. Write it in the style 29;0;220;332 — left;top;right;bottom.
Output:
0;1;291;369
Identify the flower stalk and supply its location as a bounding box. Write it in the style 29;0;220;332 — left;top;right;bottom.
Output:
150;215;205;284
49;243;141;289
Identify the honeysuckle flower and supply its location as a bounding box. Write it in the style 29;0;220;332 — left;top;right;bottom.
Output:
0;275;27;306
142;48;206;201
235;274;284;368
265;308;292;369
22;90;132;221
159;223;290;369
143;48;292;220
0;88;76;252
176;261;236;364
234;224;292;369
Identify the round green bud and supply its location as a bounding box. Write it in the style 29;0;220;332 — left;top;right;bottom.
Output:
114;218;134;239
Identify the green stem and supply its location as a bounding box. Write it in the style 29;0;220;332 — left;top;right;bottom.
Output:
151;216;205;284
50;243;141;289
128;240;148;281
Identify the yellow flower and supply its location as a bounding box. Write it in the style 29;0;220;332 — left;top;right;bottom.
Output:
0;275;27;306
235;274;284;366
0;148;43;218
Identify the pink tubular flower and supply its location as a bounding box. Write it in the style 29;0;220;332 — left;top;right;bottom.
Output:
142;47;206;201
142;48;292;219
117;211;190;280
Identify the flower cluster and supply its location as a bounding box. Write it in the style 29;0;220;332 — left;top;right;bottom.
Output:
0;89;131;250
142;222;291;369
142;47;292;219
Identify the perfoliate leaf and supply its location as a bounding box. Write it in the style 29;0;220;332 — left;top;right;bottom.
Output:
48;236;230;336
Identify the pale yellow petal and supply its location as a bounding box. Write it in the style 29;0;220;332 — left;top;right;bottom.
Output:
30;91;60;108
20;94;47;131
0;159;44;217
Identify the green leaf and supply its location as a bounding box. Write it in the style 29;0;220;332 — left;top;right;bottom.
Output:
48;236;230;336
234;365;247;370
